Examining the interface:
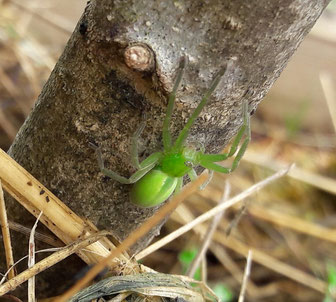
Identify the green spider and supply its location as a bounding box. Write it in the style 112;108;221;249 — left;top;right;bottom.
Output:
91;57;250;207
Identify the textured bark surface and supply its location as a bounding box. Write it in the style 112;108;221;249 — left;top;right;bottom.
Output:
2;0;330;297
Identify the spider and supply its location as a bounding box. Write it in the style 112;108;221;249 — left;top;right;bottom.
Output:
91;57;250;207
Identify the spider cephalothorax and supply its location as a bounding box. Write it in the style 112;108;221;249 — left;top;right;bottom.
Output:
91;57;250;207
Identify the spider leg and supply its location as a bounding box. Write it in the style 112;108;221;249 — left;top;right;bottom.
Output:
227;101;250;157
198;153;230;163
102;163;156;184
138;152;163;169
90;143;161;184
187;168;197;181
200;170;214;190
174;177;183;195
173;59;234;151
200;135;249;174
199;160;231;174
198;101;251;173
131;118;146;169
188;168;214;190
162;57;186;151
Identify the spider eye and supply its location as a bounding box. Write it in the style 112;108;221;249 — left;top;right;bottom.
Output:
185;161;193;168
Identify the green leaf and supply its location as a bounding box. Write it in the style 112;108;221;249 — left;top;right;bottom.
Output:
324;263;336;302
178;247;198;265
178;247;201;280
212;283;233;302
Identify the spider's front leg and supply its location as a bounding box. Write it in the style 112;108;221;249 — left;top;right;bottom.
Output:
89;142;161;184
198;101;251;174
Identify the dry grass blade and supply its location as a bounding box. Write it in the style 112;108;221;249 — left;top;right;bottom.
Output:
248;204;336;243
136;165;291;260
69;273;206;302
244;151;336;195
177;209;328;295
186;181;231;278
28;211;42;302
214;232;328;294
7;220;64;247
56;172;208;302
0;179;15;280
0;148;130;267
238;250;253;302
199;183;336;244
0;230;110;295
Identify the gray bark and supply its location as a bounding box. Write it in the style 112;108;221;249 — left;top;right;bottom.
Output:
2;0;330;297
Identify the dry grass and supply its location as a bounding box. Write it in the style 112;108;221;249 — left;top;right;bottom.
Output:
1;0;336;301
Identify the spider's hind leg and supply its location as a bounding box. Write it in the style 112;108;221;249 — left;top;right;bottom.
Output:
230;101;251;172
89;143;160;184
227;101;251;158
188;168;214;190
131;117;146;169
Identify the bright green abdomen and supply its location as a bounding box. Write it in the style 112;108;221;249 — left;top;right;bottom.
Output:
130;169;178;207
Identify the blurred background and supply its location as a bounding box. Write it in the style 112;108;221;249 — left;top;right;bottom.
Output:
0;1;336;301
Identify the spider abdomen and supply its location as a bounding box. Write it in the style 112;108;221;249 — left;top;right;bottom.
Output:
130;168;178;207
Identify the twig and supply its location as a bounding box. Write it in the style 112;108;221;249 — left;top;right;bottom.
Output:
136;165;292;260
0;230;110;295
218;233;327;294
243;151;336;195
7;220;63;247
28;211;43;302
55;172;208;302
0;247;63;285
210;244;262;298
238;250;253;302
0;148;130;268
248;204;336;244
186;181;231;278
0;180;15;279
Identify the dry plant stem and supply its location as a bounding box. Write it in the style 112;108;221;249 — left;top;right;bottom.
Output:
0;149;129;266
201;257;207;283
0;231;110;295
248;204;336;244
215;233;327;294
0;180;15;280
179;209;328;295
186;181;231;278
238;250;253;302
28;211;42;302
200;176;336;244
1;247;64;284
243;151;336;195
210;244;265;298
7;220;64;247
177;199;271;298
319;72;336;133
136;165;291;260
56;173;208;302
